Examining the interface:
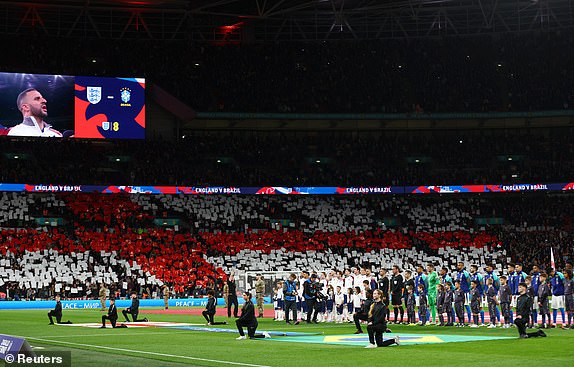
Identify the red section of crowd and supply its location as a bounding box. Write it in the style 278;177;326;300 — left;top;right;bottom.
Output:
410;231;500;249
0;226;499;287
0;193;504;293
198;229;413;255
63;193;153;228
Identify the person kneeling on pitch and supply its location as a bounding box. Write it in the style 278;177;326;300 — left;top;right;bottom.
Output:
101;298;126;328
122;292;148;322
235;292;270;340
203;289;227;325
515;282;546;339
48;295;72;325
365;289;400;348
354;289;374;334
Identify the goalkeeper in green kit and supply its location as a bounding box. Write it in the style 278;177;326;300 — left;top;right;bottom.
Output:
426;263;440;324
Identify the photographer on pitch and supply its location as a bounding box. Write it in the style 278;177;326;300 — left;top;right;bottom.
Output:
303;273;320;323
283;273;299;325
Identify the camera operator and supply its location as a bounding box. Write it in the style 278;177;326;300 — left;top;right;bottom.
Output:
283;273;299;325
353;289;374;334
303;273;320;323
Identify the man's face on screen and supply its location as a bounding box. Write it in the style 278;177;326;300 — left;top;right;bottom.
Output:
23;90;48;119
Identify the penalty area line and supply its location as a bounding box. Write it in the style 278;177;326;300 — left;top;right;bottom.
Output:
22;336;272;367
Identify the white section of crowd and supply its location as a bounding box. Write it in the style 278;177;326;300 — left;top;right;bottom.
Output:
131;194;487;233
205;247;508;274
0;249;162;294
0;192;65;225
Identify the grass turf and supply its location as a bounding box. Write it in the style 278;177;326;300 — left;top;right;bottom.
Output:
1;307;573;367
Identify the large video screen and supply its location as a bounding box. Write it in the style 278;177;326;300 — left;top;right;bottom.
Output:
0;72;145;139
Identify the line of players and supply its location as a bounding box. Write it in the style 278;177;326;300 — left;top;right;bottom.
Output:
270;262;574;330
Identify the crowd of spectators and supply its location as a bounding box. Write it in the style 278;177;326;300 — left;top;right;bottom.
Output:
1;127;573;186
0;32;573;113
0;191;572;300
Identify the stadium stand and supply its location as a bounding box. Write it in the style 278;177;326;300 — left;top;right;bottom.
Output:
0;192;571;300
1;33;573;113
1;127;574;186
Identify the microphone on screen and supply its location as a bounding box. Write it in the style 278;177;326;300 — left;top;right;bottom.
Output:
63;130;75;138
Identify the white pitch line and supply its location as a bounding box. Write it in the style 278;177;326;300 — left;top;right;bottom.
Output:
37;331;193;338
22;336;272;367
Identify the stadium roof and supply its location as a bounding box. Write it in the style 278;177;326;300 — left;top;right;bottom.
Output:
1;0;573;41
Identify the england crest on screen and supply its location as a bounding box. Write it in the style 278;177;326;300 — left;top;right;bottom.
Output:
87;86;102;104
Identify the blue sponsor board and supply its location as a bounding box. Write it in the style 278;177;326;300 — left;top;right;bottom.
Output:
0;297;271;310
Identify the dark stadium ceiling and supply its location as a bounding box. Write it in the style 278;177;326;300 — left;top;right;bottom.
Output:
1;0;573;41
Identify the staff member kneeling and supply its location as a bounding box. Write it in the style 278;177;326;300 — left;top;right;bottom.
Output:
122;292;148;322
236;292;271;340
100;298;127;328
365;289;400;348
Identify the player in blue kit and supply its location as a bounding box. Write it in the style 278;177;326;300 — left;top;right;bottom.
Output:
507;263;518;323
455;262;472;323
548;267;566;327
524;276;536;328
530;264;541;326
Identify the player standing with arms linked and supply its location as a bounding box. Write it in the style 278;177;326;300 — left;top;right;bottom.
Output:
455;262;472;324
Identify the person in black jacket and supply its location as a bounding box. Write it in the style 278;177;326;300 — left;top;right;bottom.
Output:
436;284;446;326
227;273;239;318
378;269;390;304
443;282;454;326
48;295;72;325
365;289;400;348
515;283;546;338
353;289;374;334
203;289;227;325
235;292;270;340
101;298;119;328
303;273;319;324
390;265;404;324
122;292;148;322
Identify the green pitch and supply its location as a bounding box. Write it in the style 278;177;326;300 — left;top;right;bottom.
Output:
1;307;573;367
